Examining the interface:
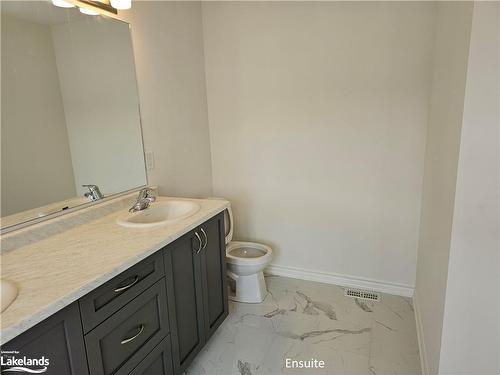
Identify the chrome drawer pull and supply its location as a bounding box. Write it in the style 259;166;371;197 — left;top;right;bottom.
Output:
200;228;208;250
114;275;139;293
195;231;203;254
120;324;144;345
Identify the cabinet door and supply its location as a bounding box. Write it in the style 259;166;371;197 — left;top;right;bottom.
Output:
200;213;229;340
1;302;88;375
165;230;205;374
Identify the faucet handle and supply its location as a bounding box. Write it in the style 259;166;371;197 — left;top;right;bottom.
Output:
82;184;104;201
129;198;152;212
137;187;156;201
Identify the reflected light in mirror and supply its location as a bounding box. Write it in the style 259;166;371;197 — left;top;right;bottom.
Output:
110;0;131;10
52;0;75;8
79;6;99;15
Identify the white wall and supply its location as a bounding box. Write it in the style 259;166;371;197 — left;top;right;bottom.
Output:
413;3;474;374
120;2;213;198
51;19;147;197
202;2;436;289
1;15;76;216
438;3;500;374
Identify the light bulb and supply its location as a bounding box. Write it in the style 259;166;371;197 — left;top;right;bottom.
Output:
79;6;99;15
110;0;131;10
52;0;75;8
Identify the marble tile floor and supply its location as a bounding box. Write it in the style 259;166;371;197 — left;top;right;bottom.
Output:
186;276;421;375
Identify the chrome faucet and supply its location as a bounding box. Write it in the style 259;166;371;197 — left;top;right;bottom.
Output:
83;184;104;201
129;188;156;213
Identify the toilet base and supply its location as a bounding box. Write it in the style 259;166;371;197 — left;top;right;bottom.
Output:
228;271;267;303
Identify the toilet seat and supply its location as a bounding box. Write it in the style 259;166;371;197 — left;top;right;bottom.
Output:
226;241;272;265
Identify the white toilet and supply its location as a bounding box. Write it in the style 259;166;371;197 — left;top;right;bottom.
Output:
220;204;273;303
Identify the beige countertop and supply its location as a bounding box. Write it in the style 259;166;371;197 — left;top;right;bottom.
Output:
0;196;229;344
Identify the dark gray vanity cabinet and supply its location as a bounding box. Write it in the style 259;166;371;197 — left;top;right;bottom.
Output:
1;302;89;375
1;212;228;375
165;212;228;375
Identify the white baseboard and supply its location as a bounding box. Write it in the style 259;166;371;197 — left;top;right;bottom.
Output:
413;291;429;375
264;264;414;298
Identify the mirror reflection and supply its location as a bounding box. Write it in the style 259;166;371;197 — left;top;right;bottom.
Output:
1;1;147;229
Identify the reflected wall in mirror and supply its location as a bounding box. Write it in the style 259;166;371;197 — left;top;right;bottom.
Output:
1;1;147;230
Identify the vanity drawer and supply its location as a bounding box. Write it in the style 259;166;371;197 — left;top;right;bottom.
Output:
128;337;174;375
85;279;170;375
80;252;165;332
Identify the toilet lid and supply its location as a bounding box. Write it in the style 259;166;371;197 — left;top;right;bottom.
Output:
223;207;233;244
206;197;233;244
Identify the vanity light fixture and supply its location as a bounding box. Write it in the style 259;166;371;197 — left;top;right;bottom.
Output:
110;0;131;10
52;0;75;8
51;0;121;16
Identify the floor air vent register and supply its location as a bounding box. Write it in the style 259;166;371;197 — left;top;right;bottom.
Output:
344;288;380;301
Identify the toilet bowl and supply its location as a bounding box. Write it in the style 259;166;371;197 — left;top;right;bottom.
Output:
210;199;273;303
226;241;273;303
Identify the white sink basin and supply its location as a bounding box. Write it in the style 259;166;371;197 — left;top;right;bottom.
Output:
117;200;200;228
1;279;18;313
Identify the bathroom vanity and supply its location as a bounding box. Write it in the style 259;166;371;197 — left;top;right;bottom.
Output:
0;196;229;375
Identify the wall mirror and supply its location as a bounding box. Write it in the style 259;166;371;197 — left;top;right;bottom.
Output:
1;1;147;231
